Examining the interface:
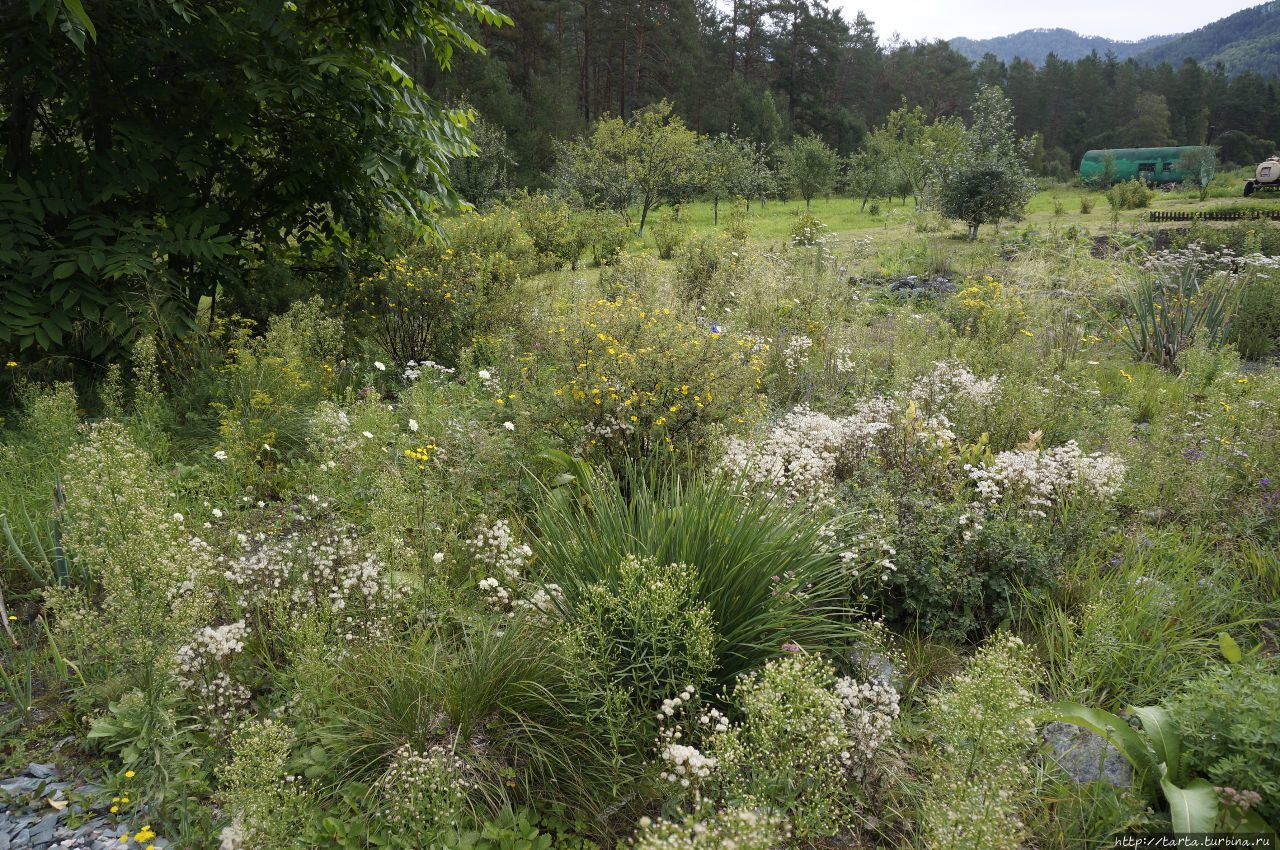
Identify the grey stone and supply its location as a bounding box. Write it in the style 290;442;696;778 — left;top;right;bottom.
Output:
1042;720;1134;787
0;833;9;850
27;764;59;780
849;641;903;689
1;777;40;796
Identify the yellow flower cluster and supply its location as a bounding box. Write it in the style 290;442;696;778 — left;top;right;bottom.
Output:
403;443;440;471
947;276;1030;342
544;296;766;464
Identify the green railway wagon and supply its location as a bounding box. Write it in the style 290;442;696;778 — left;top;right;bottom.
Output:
1079;147;1202;185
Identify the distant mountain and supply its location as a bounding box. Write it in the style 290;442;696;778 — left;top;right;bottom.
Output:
947;28;1177;65
1136;2;1280;77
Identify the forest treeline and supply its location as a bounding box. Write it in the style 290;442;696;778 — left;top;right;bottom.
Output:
412;0;1280;183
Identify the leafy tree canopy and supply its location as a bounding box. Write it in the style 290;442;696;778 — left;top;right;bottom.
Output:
1;0;508;356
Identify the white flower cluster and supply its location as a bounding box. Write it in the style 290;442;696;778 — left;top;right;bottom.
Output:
833;676;900;778
840;532;898;582
910;360;1001;409
721;404;891;507
470;519;562;617
402;359;456;381
783;335;813;374
1142;242;1280;276
967;440;1126;516
374;744;471;836
631;806;787;850
660;743;717;787
175;620;251;729
467;518;532;582
221;530;402;641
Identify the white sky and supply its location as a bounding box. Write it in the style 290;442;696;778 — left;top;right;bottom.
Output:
840;0;1260;44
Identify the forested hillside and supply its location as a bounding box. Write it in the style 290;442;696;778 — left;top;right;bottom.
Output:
415;0;1280;187
948;28;1175;65
1138;1;1280;77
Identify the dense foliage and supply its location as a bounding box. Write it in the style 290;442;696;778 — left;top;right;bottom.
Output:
0;0;508;355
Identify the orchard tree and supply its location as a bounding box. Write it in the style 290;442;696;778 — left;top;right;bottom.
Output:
555;100;701;233
626;102;704;233
0;0;509;356
700;133;773;222
846;145;891;211
781;135;839;209
933;86;1036;239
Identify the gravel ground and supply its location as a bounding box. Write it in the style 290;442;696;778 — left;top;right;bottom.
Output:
0;763;168;850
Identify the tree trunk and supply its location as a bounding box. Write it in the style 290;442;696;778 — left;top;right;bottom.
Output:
638;195;652;234
713;195;719;224
968;223;979;240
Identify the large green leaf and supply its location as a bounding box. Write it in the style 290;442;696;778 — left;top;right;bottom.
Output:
1161;773;1218;834
1132;706;1183;784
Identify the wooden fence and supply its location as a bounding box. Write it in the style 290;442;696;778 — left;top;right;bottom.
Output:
1149;209;1280;223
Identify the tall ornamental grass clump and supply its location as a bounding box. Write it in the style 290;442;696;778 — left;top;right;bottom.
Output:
1114;268;1239;370
529;458;855;690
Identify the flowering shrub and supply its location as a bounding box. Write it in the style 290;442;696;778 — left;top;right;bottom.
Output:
921;633;1042;850
218;718;308;850
944;276;1029;343
707;653;900;838
175;620;252;733
52;421;211;674
967;439;1126;517
720;404;890;508
373;744;472;842
220;527;406;646
352;233;521;367
211;298;341;480
630;805;787;850
540;297;766;468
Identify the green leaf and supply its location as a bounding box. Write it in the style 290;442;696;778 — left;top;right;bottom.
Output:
1219;632;1242;664
1132;706;1182;783
60;0;97;43
1161;773;1218;834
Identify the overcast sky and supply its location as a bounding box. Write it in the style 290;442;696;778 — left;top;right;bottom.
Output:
841;0;1259;44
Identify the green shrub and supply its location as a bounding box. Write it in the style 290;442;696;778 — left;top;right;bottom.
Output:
211;298;342;481
507;192;584;270
1079;195;1095;214
535;296;765;468
564;555;717;718
353;229;520;368
1106;179;1152;210
530;461;855;691
1231;272;1280;359
448;206;539;276
585;209;631;267
921;633;1042;850
790;211;828;247
650;213;690;260
597;252;657;302
864;495;1056;641
1166;665;1280;826
709;654;869;837
673;234;731;307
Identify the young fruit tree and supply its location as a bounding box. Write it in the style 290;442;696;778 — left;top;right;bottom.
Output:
934;86;1037;240
782;135;839;209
